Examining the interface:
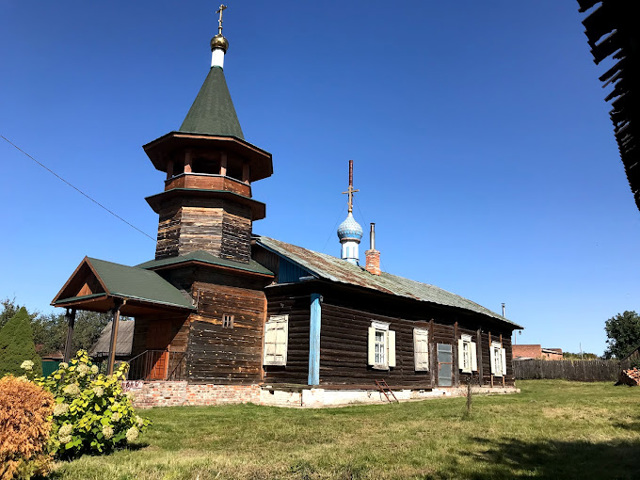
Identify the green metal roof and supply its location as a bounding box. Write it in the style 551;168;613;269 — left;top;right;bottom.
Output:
255;236;522;329
85;258;195;310
179;66;244;139
137;250;273;276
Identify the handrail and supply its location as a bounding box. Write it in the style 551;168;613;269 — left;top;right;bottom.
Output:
126;349;187;381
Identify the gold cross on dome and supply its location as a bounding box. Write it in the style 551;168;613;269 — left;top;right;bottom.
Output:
216;4;228;35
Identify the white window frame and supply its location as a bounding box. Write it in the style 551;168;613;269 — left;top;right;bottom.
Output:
413;328;429;371
367;321;396;370
263;314;289;366
458;334;478;374
489;341;507;377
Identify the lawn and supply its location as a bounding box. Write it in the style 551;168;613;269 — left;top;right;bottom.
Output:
50;380;640;479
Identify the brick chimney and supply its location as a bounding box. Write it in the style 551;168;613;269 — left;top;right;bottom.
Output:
365;223;381;275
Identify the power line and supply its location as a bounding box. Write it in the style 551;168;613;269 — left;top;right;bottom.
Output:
1;134;156;242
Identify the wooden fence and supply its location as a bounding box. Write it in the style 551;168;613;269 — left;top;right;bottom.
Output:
513;359;630;382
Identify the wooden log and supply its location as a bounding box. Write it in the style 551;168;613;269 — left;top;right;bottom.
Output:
107;300;123;375
63;308;76;363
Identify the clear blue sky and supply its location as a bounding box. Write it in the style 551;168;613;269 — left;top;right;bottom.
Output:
1;1;637;356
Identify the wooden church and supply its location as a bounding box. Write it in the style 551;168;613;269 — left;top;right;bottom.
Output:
52;7;522;407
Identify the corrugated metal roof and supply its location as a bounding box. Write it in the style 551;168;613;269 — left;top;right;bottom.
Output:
256;236;521;328
89;321;134;357
137;250;273;276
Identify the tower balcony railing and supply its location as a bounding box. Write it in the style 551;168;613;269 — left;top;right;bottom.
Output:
165;172;251;197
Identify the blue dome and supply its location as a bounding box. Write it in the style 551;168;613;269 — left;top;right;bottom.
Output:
337;213;363;241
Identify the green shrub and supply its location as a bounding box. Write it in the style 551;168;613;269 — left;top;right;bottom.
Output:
0;375;54;480
0;307;41;377
33;350;150;459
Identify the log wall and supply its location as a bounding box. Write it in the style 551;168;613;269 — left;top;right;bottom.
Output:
186;282;266;384
262;293;311;385
261;283;516;388
319;303;432;388
155;200;252;263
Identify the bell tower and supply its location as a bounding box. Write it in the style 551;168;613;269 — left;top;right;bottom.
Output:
143;5;273;263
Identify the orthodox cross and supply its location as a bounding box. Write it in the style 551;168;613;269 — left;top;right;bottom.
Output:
216;4;228;35
342;160;359;213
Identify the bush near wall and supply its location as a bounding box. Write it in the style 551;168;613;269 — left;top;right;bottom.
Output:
0;375;54;480
0;307;41;377
34;350;150;459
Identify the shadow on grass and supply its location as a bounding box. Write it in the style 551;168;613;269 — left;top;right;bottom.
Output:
45;442;150;478
614;420;640;432
457;437;640;480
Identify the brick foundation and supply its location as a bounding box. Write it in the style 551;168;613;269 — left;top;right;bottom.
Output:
123;380;518;408
122;381;260;408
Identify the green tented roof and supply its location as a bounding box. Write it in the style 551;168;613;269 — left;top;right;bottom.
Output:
84;258;194;310
137;250;273;276
179;66;244;139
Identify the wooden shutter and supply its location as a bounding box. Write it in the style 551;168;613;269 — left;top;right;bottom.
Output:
489;345;496;375
263;322;277;365
264;317;288;366
388;330;396;368
367;326;376;366
457;339;465;371
501;348;507;376
470;342;478;372
413;328;429;371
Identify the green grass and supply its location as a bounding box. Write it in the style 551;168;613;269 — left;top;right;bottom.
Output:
49;380;640;479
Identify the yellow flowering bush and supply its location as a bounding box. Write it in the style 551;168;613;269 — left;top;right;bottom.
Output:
32;350;150;459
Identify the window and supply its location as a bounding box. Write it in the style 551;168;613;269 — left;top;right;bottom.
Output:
457;334;477;373
367;321;396;370
413;328;429;371
222;314;234;329
192;157;220;174
489;342;507;377
263;315;288;366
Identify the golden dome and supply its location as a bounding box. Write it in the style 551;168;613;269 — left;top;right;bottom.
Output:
210;34;229;53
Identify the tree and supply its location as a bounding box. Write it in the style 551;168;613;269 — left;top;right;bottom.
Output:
563;352;599;360
0;297;35;330
0;307;42;377
604;310;640;359
32;310;112;358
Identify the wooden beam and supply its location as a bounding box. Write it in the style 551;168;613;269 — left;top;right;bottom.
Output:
184;150;192;173
220;152;227;176
476;328;483;386
308;294;322;386
63;308;76;363
500;333;505;387
242;162;250;184
107;300;124;375
488;331;493;388
429;318;435;389
453;321;459;387
166;159;174;179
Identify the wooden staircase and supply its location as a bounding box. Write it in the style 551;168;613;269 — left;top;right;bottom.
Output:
374;379;398;403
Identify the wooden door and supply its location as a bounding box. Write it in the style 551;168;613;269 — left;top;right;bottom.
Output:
146;319;172;380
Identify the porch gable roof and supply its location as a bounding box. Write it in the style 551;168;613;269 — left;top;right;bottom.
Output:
52;257;195;311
